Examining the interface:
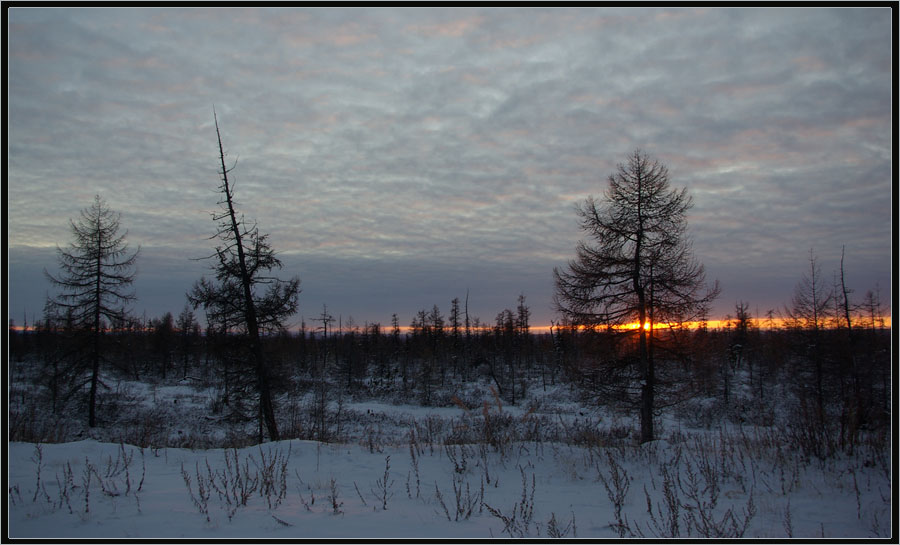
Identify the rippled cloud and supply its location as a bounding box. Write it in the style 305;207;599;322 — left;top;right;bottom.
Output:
7;7;892;325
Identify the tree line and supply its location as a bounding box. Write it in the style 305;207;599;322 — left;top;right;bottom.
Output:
11;129;890;448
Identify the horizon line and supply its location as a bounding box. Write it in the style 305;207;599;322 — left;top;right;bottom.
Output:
10;316;891;335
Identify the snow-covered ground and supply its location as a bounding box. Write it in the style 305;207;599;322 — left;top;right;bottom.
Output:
7;385;892;539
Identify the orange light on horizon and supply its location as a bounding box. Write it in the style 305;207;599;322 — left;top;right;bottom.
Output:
8;316;892;334
528;315;892;334
618;322;652;330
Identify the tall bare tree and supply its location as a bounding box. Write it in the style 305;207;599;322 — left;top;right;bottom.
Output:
783;249;832;423
45;195;139;427
189;112;300;442
554;149;719;443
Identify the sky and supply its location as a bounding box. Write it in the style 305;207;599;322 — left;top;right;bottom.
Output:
6;7;894;330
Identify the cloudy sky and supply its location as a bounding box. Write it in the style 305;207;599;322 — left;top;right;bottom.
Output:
7;7;893;329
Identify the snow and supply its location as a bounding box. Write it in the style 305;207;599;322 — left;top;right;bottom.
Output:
7;388;892;539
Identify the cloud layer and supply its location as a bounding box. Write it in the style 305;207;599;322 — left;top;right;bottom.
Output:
7;7;892;326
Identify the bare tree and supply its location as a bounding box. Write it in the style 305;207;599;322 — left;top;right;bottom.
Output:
859;285;889;417
176;304;201;379
784;249;832;330
783;249;832;423
45;195;139;427
860;285;886;331
449;297;462;376
554;149;719;443
188;112;300;443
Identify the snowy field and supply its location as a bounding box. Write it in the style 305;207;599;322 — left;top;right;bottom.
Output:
7;380;892;540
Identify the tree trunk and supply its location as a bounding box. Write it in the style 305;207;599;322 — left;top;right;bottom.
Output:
634;169;655;444
89;227;103;428
89;336;100;427
640;382;654;444
216;115;279;443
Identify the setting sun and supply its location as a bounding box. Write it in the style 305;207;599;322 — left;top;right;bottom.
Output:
622;322;652;330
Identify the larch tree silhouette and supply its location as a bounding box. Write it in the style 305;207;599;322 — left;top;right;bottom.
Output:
45;195;139;427
554;149;719;443
189;111;300;443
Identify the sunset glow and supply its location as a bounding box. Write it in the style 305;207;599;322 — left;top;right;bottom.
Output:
4;9;893;541
526;316;893;334
6;8;891;339
9;315;892;336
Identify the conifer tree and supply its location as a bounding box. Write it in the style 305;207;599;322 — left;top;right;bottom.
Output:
45;195;139;427
554;150;719;442
189;112;300;442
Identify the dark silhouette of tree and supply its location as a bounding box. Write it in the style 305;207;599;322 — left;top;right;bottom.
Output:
859;285;889;418
489;294;534;405
44;195;139;427
176;305;202;379
492;308;516;401
429;305;446;388
317;304;335;366
831;246;874;451
723;301;752;409
783;249;832;424
33;302;81;415
339;315;361;392
515;293;532;395
861;284;886;331
9;319;25;363
150;312;176;379
308;304;335;440
554;149;719;443
449;297;463;377
188;112;300;443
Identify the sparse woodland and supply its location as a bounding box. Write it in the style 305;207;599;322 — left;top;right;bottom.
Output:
7;141;892;539
8;287;891;452
6;294;892;538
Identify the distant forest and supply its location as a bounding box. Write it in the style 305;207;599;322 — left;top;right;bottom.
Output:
8;135;891;452
8;289;891;450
